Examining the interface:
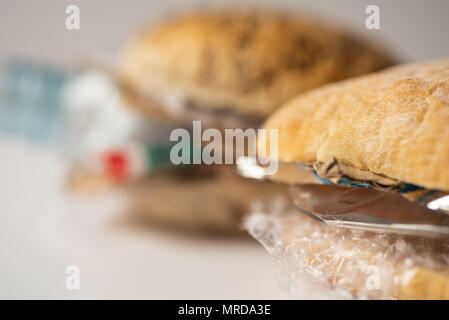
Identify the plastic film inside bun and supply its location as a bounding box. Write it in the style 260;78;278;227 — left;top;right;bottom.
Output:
244;196;449;299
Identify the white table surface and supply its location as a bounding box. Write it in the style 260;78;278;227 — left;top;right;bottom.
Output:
0;137;290;299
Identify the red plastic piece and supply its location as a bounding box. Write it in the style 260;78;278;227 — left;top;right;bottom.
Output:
101;150;129;181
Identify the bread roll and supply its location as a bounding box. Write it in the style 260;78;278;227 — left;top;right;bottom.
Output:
262;59;449;191
119;9;394;121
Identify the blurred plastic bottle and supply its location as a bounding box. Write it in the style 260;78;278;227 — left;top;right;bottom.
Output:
0;59;69;145
0;58;175;181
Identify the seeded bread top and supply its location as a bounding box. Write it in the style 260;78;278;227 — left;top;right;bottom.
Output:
119;10;394;119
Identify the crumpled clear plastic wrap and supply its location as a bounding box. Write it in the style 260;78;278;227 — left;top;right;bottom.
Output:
244;196;449;300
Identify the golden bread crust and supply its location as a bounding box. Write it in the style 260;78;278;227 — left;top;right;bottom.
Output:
119;10;393;118
262;59;449;191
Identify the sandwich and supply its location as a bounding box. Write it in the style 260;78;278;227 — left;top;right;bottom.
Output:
115;9;395;234
70;9;394;234
247;59;449;298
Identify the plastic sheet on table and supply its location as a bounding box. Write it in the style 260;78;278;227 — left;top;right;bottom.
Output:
244;196;449;299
